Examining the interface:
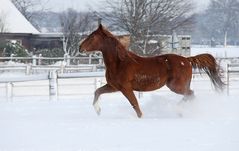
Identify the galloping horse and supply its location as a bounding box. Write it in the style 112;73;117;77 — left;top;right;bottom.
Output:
79;24;224;118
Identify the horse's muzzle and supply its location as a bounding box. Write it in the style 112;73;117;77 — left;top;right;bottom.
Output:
79;47;89;55
79;45;85;53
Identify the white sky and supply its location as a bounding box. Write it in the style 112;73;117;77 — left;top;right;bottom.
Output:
46;0;101;12
46;0;210;12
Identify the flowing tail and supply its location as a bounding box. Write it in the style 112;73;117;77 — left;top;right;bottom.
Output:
187;53;225;91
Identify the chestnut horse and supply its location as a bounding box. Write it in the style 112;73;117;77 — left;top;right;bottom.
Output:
79;24;224;118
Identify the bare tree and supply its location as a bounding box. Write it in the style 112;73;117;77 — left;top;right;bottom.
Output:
60;9;94;57
100;0;194;55
204;0;239;47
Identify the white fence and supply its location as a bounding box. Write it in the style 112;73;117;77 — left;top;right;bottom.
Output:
0;71;105;100
0;63;239;100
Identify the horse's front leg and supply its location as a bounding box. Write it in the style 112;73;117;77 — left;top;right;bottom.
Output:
120;88;143;118
93;84;117;115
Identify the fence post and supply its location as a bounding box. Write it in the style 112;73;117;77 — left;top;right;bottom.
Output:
92;65;97;72
25;65;31;75
10;54;14;62
138;92;143;99
99;57;103;65
89;54;92;64
38;54;42;65
226;64;230;96
64;53;70;66
49;70;58;100
60;63;64;74
67;54;70;65
94;78;102;90
6;82;13;101
32;55;37;66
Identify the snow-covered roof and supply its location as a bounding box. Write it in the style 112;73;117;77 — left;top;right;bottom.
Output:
0;0;39;34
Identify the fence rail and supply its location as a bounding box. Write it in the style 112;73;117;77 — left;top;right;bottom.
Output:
0;64;101;75
0;55;103;65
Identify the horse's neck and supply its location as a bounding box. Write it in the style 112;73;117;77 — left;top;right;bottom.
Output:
101;47;119;70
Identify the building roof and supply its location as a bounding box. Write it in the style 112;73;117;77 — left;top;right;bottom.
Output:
0;0;39;34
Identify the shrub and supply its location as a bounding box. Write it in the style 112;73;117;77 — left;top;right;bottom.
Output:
35;48;65;57
2;41;29;57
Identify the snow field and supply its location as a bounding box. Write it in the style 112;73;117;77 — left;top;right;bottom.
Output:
0;82;239;151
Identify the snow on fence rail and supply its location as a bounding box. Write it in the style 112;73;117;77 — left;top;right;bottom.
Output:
0;55;103;65
0;64;99;74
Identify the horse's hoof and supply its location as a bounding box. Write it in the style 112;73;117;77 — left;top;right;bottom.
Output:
93;104;101;115
182;95;195;101
137;112;143;118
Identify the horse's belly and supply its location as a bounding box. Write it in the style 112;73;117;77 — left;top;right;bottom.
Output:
133;84;163;91
132;74;166;91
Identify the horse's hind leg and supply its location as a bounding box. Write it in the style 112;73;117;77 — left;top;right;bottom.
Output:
182;89;194;101
93;84;117;115
166;79;194;101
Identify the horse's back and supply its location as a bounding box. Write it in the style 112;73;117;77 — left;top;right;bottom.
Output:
128;53;192;77
159;54;192;69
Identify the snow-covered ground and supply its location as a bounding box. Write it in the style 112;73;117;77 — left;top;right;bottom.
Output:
0;85;239;151
0;47;239;151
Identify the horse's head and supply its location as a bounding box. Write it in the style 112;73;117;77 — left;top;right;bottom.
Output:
79;24;129;61
79;24;104;53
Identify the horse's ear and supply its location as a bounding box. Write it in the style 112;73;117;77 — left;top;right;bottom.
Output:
98;24;103;30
